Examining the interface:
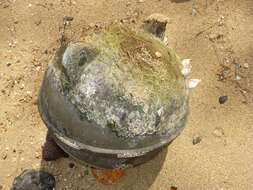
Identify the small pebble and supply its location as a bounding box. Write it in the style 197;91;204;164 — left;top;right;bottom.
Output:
235;75;241;81
209;33;223;42
213;128;224;137
35;152;40;159
88;23;95;28
6;62;11;67
191;8;197;16
35;20;42;26
20;84;25;90
219;96;228;104
192;135;202;145
155;51;162;58
68;162;75;168
171;186;178;190
243;63;249;68
12;170;55;190
63;16;74;22
2;153;7;160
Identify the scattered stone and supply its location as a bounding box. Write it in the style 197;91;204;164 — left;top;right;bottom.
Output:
155;51;162;58
35;20;42;26
14;21;19;24
68;162;75;168
11;170;55;190
64;16;74;22
35;152;40;159
171;186;178;190
88;23;95;28
235;75;241;81
191;8;197;16
1;89;6;94
213;128;224;137
20;84;25;90
243;63;249;69
6;62;12;67
192;135;202;145
219;96;228;104
28;3;32;7
209;33;223;42
218;15;225;26
2;153;7;160
3;4;9;8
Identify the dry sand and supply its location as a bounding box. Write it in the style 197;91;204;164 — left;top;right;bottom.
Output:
0;0;253;189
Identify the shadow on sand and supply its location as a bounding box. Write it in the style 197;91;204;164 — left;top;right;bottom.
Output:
39;140;168;190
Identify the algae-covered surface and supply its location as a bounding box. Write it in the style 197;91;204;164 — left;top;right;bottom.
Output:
1;0;253;189
52;25;188;138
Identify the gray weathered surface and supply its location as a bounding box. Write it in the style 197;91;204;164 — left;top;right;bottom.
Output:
46;25;188;139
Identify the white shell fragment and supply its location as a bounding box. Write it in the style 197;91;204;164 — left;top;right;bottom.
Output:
188;79;201;89
163;37;168;45
181;59;192;77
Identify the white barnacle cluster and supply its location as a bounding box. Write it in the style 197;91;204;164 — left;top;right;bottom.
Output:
181;59;201;89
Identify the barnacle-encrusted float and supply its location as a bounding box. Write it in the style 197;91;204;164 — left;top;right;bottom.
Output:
38;15;191;169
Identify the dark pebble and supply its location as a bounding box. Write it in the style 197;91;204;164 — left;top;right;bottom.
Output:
219;96;228;104
63;16;74;22
11;170;55;190
68;162;75;168
171;186;178;190
6;62;12;67
2;154;7;160
192;136;202;145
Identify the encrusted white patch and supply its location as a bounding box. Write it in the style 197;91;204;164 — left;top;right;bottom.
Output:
157;107;164;116
163;37;168;45
181;59;192;77
188;79;201;89
79;75;97;98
